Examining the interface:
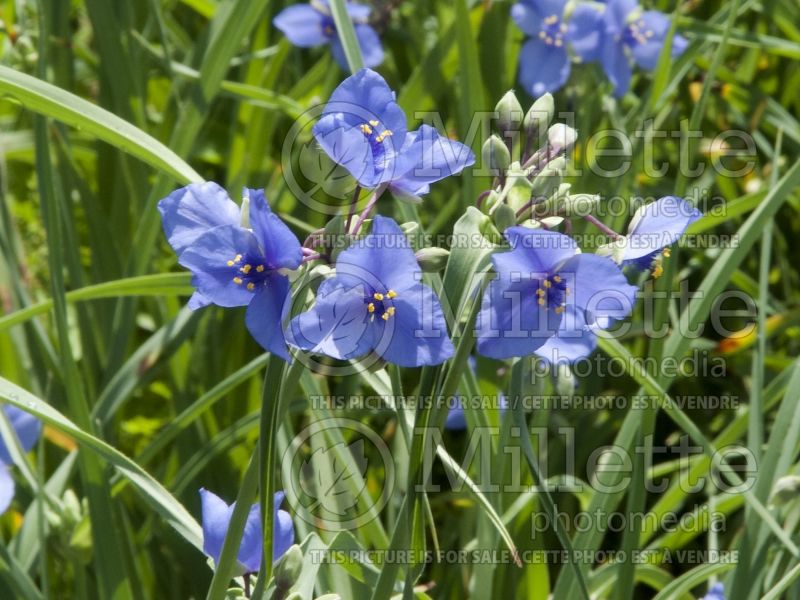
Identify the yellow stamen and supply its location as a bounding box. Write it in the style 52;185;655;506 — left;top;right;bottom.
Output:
382;313;390;321
386;289;397;299
235;254;242;262
247;283;255;291
367;303;375;313
554;306;565;315
553;275;561;283
256;265;265;273
375;130;393;143
543;280;552;288
373;292;384;301
227;260;235;267
241;264;252;274
386;307;396;317
233;277;243;285
369;120;379;127
663;248;671;258
536;288;546;297
359;123;373;135
538;298;546;306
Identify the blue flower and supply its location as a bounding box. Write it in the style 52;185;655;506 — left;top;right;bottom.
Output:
313;69;475;198
0;406;42;515
273;1;384;70
199;489;295;574
288;216;454;366
702;583;726;600
600;196;702;277
445;393;508;431
158;183;303;360
596;0;688;96
476;228;637;361
512;0;604;95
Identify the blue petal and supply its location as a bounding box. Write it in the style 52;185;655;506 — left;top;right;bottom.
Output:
346;2;372;21
511;1;543;36
375;283;454;367
567;4;604;62
273;4;329;47
157;182;241;257
245;274;293;361
444;404;467;431
518;38;571;96
623;196;702;261
188;291;213;310
322;69;407;145
238;502;263;573
355;25;384;68
504;227;579;274
287;283;376;360
273;491;295;562
200;488;232;568
313;113;379;188
603;0;636;34
329;36;350;70
476;273;562;359
557;253;637;329
0;467;13;515
702;583;726;600
672;33;688;57
390;125;475;197
0;406;41;465
334;215;422;293
628;11;671;71
179;225;264;308
600;37;632;97
534;305;597;363
244;189;303;270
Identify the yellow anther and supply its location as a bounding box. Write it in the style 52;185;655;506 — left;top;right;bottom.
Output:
538;298;546;306
247;283;255;291
536;288;546;297
386;307;396;317
387;289;397;299
256;265;265;273
367;303;375;313
553;275;561;283
554;39;563;47
241;264;252;274
359;123;373;135
235;254;242;262
375;130;393;142
539;31;546;39
373;292;384;301
369;120;379;126
554;306;565;315
544;14;558;25
382;313;390;321
663;248;671;258
543;279;552;288
233;277;243;285
227;260;235;267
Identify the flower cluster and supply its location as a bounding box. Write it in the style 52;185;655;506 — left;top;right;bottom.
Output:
274;1;384;70
513;0;688;97
0;406;41;515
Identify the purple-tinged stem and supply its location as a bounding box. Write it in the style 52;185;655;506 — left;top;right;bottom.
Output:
344;184;362;232
583;214;622;239
351;184;388;234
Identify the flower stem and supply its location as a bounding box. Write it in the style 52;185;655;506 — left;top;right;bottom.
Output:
583;214;622;239
351;184;388;234
344;184;362;232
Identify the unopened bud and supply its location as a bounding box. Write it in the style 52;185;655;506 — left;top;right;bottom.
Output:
495;90;523;134
274;544;304;589
524;93;554;140
561;193;602;216
415;247;450;272
547;123;578;151
482;135;511;174
493;203;517;232
531;156;566;200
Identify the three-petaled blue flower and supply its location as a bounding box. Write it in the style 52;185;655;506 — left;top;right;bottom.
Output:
199;488;295;574
600;195;702;277
702;583;726;600
0;406;42;515
593;0;688;96
274;1;383;70
476;228;637;362
313;69;475;200
512;0;604;95
288;216;454;366
158;183;303;361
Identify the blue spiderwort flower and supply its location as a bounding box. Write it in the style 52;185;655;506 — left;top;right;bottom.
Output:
512;0;603;95
445;393;508;431
158;183;303;360
476;228;637;361
288;216;454;366
596;0;688;96
0;406;42;515
273;1;383;70
702;583;726;600
199;489;295;573
599;196;702;277
313;69;475;200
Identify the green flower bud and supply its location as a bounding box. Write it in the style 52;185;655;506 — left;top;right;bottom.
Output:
275;544;304;590
547;123;578;151
495;90;523;134
415;247;450;272
524;93;554;140
561;193;602;216
530;156;566;201
493;203;517;232
482;134;511;175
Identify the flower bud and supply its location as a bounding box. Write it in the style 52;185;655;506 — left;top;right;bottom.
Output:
530;156;566;200
274;544;304;590
493;203;517;233
482;134;511;175
240;193;251;229
561;193;602;217
415;247;450;272
547;123;578;151
524;93;554;140
495;90;523;134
